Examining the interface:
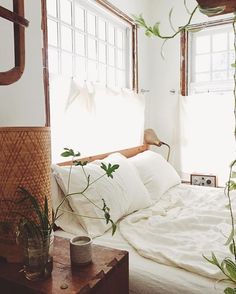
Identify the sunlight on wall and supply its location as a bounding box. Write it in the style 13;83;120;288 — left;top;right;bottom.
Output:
50;78;145;162
179;92;236;186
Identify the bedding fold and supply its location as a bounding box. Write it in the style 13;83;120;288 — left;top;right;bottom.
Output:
119;184;235;280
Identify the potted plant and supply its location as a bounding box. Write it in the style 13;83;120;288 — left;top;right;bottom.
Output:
9;148;118;281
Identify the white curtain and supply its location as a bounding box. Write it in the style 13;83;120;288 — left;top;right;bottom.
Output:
50;78;145;163
179;92;236;186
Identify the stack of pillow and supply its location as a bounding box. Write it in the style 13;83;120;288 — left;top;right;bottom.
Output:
52;150;181;237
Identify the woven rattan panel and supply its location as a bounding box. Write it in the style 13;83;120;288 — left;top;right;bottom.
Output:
0;127;51;245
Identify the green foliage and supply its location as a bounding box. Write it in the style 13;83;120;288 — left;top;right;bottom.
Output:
55;148;119;235
225;287;236;294
100;162;119;178
61;148;81;158
16;187;52;240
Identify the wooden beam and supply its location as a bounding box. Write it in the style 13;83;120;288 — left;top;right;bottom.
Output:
0;5;29;27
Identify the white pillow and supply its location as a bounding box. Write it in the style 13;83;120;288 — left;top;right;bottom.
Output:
129;150;181;201
52;154;152;237
51;172;85;236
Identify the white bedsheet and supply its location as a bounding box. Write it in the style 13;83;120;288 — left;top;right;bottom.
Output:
120;184;234;281
55;183;235;294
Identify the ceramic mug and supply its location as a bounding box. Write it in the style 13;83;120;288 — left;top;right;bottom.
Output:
70;236;92;265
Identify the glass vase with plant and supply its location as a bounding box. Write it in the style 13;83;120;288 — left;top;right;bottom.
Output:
12;148;119;281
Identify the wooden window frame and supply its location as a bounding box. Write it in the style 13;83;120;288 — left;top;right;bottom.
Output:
0;0;29;85
180;17;234;96
41;0;138;126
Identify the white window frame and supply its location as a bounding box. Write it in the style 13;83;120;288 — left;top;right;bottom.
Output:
46;0;138;90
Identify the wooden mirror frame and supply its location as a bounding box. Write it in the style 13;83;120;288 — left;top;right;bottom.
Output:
0;0;29;85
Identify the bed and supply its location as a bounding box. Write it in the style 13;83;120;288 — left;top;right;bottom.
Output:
51;144;233;294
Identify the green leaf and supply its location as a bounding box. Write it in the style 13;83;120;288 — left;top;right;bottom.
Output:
224;288;236;294
153;22;161;36
100;163;119;178
224;259;236;282
61;148;81;158
74;160;88;167
225;227;234;246
230;243;236;255
231;172;236;178
231;63;236;68
203;252;220;267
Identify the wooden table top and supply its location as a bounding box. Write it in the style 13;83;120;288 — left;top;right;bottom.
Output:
0;236;128;294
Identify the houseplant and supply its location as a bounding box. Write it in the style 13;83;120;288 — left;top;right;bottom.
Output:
134;2;236;293
10;148;119;281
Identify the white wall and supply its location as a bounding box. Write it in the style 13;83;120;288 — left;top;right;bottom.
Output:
143;0;232;171
0;0;45;126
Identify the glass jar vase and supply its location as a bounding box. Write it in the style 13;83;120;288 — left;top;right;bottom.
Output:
22;232;54;281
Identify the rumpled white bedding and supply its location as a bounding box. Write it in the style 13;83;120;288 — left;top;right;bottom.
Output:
119;183;234;280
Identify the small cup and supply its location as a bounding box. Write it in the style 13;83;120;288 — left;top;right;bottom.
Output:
70;236;92;266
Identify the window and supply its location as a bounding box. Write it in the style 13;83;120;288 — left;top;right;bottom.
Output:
181;18;235;95
179;18;235;186
47;0;137;89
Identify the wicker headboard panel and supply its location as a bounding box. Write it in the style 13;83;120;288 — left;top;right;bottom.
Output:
58;144;149;166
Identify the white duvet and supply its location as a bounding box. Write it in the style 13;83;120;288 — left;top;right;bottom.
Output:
119;184;235;280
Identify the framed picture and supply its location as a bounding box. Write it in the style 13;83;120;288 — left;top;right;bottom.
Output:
190;174;217;187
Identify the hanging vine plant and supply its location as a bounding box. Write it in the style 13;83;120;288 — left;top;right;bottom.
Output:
134;2;236;293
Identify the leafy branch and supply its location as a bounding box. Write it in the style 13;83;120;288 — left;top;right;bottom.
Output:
54;148;119;235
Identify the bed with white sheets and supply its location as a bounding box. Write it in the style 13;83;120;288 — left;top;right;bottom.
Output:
51;146;234;294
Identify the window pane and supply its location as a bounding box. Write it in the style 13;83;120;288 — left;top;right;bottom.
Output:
212;52;227;70
75;56;86;81
75;5;85;30
117;69;125;87
60;0;72;24
195;35;210;54
212;71;227;81
99;43;106;63
98;19;106;41
116;29;124;49
61;26;73;51
87;13;96;36
108;46;115;66
107;66;115;86
108;24;115;44
195;55;210;72
117;49;124;69
98;63;107;84
75;32;85;56
87;61;97;81
48;49;59;74
61;52;73;76
48;19;58;47
212;33;227;52
88;38;97;59
47;0;57;17
195;73;210;82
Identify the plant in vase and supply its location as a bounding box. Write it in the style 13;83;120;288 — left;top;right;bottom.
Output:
12;148;119;281
134;2;236;293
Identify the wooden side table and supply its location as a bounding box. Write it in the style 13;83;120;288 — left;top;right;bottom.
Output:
0;236;129;294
